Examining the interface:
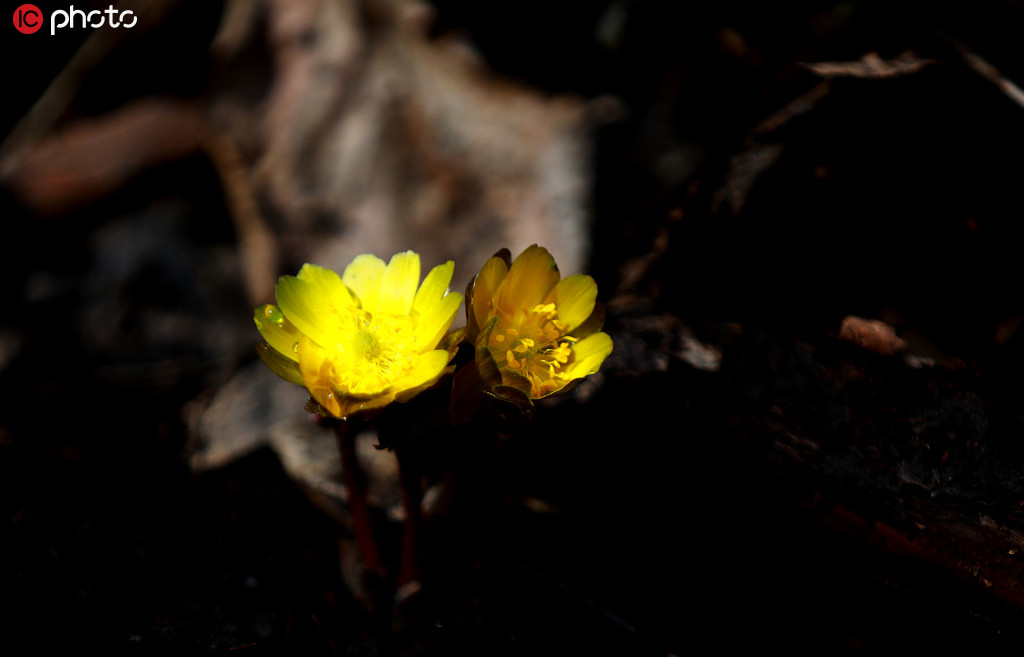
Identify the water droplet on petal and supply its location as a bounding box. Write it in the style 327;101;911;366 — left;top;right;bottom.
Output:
292;342;299;353
265;305;285;324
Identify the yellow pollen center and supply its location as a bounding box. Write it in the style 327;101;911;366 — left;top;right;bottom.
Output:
490;303;577;397
329;309;417;396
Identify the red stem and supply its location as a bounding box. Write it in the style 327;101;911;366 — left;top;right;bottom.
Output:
396;446;423;586
336;419;387;578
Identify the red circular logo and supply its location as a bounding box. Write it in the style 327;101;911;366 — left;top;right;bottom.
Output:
13;4;42;34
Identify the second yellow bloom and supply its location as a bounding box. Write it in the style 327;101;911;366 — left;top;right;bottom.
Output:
467;244;613;400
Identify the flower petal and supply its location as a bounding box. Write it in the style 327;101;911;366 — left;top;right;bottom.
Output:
564;331;613;379
413;260;462;349
256;343;304;386
569;301;606;340
296;336;343;417
275;275;342;349
342;254;387;310
377;251;420;315
439;326;466;358
494;245;559;319
473;316;504;389
417;291;463;353
471;255;508;334
414;260;455;312
254;304;301;362
297;263;355;310
393;349;452;402
337;394;394;419
548;274;597;334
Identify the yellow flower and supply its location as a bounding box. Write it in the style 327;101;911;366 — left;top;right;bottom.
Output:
254;251;464;419
466;244;612;401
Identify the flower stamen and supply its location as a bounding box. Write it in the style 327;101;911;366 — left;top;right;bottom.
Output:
490;302;581;397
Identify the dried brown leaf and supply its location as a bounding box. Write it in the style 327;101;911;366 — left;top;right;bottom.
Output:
3;98;206;216
839;315;908;356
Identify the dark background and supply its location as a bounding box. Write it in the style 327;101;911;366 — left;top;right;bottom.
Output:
5;0;1024;654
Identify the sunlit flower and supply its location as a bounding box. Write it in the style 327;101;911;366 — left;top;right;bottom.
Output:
465;244;612;402
254;251;464;419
